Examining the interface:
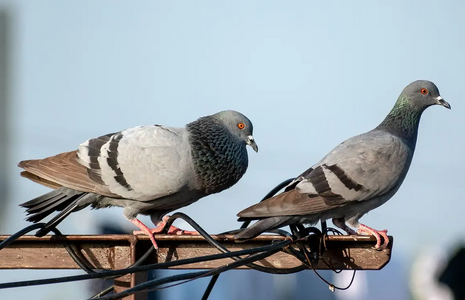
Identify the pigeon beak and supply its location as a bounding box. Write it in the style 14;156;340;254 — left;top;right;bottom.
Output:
436;96;451;109
247;135;258;152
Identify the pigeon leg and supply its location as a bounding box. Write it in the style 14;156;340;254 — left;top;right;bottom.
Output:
357;224;389;249
332;218;357;235
127;217;160;249
132;215;198;237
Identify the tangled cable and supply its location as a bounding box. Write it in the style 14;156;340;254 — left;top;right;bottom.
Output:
0;179;357;299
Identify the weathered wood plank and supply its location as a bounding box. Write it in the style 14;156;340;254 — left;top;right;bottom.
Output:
0;234;392;271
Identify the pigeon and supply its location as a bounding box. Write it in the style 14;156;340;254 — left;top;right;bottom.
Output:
235;80;450;249
19;110;258;249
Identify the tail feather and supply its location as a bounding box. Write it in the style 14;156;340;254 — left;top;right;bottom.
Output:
25;196;74;222
20;187;94;236
20;187;84;223
24;193;67;214
234;216;294;241
21;190;65;209
35;200;81;237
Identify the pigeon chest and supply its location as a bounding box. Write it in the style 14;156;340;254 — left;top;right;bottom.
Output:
192;141;249;195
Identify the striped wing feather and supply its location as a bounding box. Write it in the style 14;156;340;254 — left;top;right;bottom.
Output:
18;150;118;197
239;131;410;219
238;189;341;218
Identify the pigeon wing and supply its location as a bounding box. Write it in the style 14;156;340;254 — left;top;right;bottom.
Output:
77;125;194;201
308;130;412;204
239;130;411;218
19;150;117;197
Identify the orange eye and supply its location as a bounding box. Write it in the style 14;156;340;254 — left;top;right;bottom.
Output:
420;88;428;95
237;123;245;129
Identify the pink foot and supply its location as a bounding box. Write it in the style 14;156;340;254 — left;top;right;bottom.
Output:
128;218;160;249
130;216;199;249
357;224;389;249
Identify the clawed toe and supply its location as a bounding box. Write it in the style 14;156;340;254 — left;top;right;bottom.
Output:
357;224;389;249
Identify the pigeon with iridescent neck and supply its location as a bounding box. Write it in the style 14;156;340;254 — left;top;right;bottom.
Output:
19;110;258;249
235;80;450;249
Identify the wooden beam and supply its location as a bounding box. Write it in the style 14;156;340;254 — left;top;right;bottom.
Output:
0;234;392;270
0;234;392;300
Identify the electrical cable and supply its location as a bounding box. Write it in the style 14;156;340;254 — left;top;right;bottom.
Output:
0;238;291;289
93;238;291;300
0;178;358;298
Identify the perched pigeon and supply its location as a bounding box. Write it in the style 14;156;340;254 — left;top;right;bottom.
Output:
20;110;258;249
235;80;450;249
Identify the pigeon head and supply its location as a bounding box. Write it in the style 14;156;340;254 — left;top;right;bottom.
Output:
378;80;450;148
397;80;450;112
213;110;258;152
186;110;257;194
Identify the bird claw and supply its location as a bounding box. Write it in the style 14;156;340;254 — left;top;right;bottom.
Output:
133;215;198;237
129;215;199;250
128;218;161;249
357;224;389;249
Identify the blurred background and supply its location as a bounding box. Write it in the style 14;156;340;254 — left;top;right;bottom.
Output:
0;1;464;299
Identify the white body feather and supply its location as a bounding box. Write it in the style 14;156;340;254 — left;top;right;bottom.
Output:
78;125;195;201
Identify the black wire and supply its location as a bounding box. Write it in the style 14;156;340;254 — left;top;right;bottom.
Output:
0;179;297;298
133;240;289;298
231;177;358;291
55;228;154;298
166;212;306;275
0;218;353;299
0;223;99;275
90;286;114;299
86;211;304;300
90;179;299;299
87;243;156;298
0;223;46;250
201;274;219;300
283;227;357;291
0;239;290;290
2;178;353;298
93;271;209;300
122;212;304;300
140;209;302;300
50;228;97;274
94;239;290;300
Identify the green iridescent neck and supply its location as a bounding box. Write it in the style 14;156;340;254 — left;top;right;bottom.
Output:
376;96;424;149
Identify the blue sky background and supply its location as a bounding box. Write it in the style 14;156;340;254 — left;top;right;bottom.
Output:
0;1;464;299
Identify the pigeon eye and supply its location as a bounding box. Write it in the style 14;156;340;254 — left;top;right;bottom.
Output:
237;123;245;129
420;88;428;95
